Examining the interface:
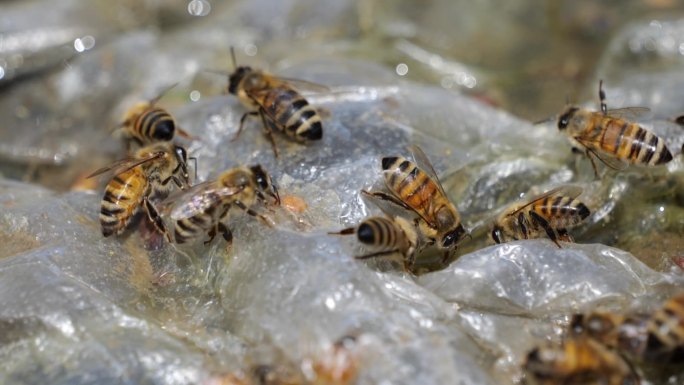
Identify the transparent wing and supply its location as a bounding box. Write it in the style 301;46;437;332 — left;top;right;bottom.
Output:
273;76;330;92
574;137;629;171
605;107;650;120
408;144;448;197
86;152;164;179
507;185;584;217
165;181;245;220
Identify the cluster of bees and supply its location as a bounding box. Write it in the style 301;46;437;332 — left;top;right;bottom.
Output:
524;292;684;385
87;46;680;384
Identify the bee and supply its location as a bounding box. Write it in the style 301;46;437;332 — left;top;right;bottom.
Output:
557;80;673;176
330;215;419;270
570;292;684;366
88;142;191;237
307;335;359;385
115;83;192;150
363;145;466;263
157;165;280;246
490;186;590;247
523;337;640;385
226;47;324;157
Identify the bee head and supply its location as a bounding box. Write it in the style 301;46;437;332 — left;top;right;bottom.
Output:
557;107;579;130
442;224;466;249
228;66;252;95
250;164;280;205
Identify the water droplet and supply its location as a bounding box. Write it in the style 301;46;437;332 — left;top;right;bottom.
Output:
395;63;408;76
190;90;201;101
74;36;95;53
244;43;258;56
0;66;4;80
188;0;211;16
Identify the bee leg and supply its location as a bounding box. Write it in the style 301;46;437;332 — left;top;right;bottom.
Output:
529;211;562;248
233;111;259;142
204;226;217;245
218;223;233;244
234;200;275;227
361;190;414;212
557;228;574;243
258;110;279;158
328;227;356;236
144;198;171;242
585;149;601;179
598;79;607;115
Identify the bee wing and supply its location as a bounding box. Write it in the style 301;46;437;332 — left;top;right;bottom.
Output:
407;144;448;197
605;107;650;120
86;152;165;179
165;181;245;220
507;186;584;217
273;76;330;93
574;137;629;171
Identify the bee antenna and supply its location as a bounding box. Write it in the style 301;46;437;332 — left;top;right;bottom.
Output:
533;116;555;125
230;46;238;70
150;82;180;106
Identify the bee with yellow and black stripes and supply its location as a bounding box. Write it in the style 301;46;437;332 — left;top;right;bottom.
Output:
557;80;673;176
226;48;324;157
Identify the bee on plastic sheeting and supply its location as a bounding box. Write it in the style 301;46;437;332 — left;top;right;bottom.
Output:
570;292;684;366
115;83;192;151
363;145;468;263
156;165;280;247
490;186;590;247
555;80;673;176
329;214;419;271
226;47;325;157
305;335;359;385
523;337;640;385
87;142;192;237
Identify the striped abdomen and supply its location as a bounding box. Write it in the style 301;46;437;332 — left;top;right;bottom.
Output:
382;156;449;223
530;195;590;229
644;292;684;364
173;195;225;244
593;117;673;166
130;107;176;144
100;168;148;237
260;86;322;141
356;217;404;251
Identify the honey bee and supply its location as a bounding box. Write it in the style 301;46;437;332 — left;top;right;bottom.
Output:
116;83;192;150
87;142;192;237
557;80;673;176
330;215;419;270
490;186;590;247
523;337;640;385
363;145;466;263
570;292;684;366
226;47;324;157
157;165;280;246
307;335;359;385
